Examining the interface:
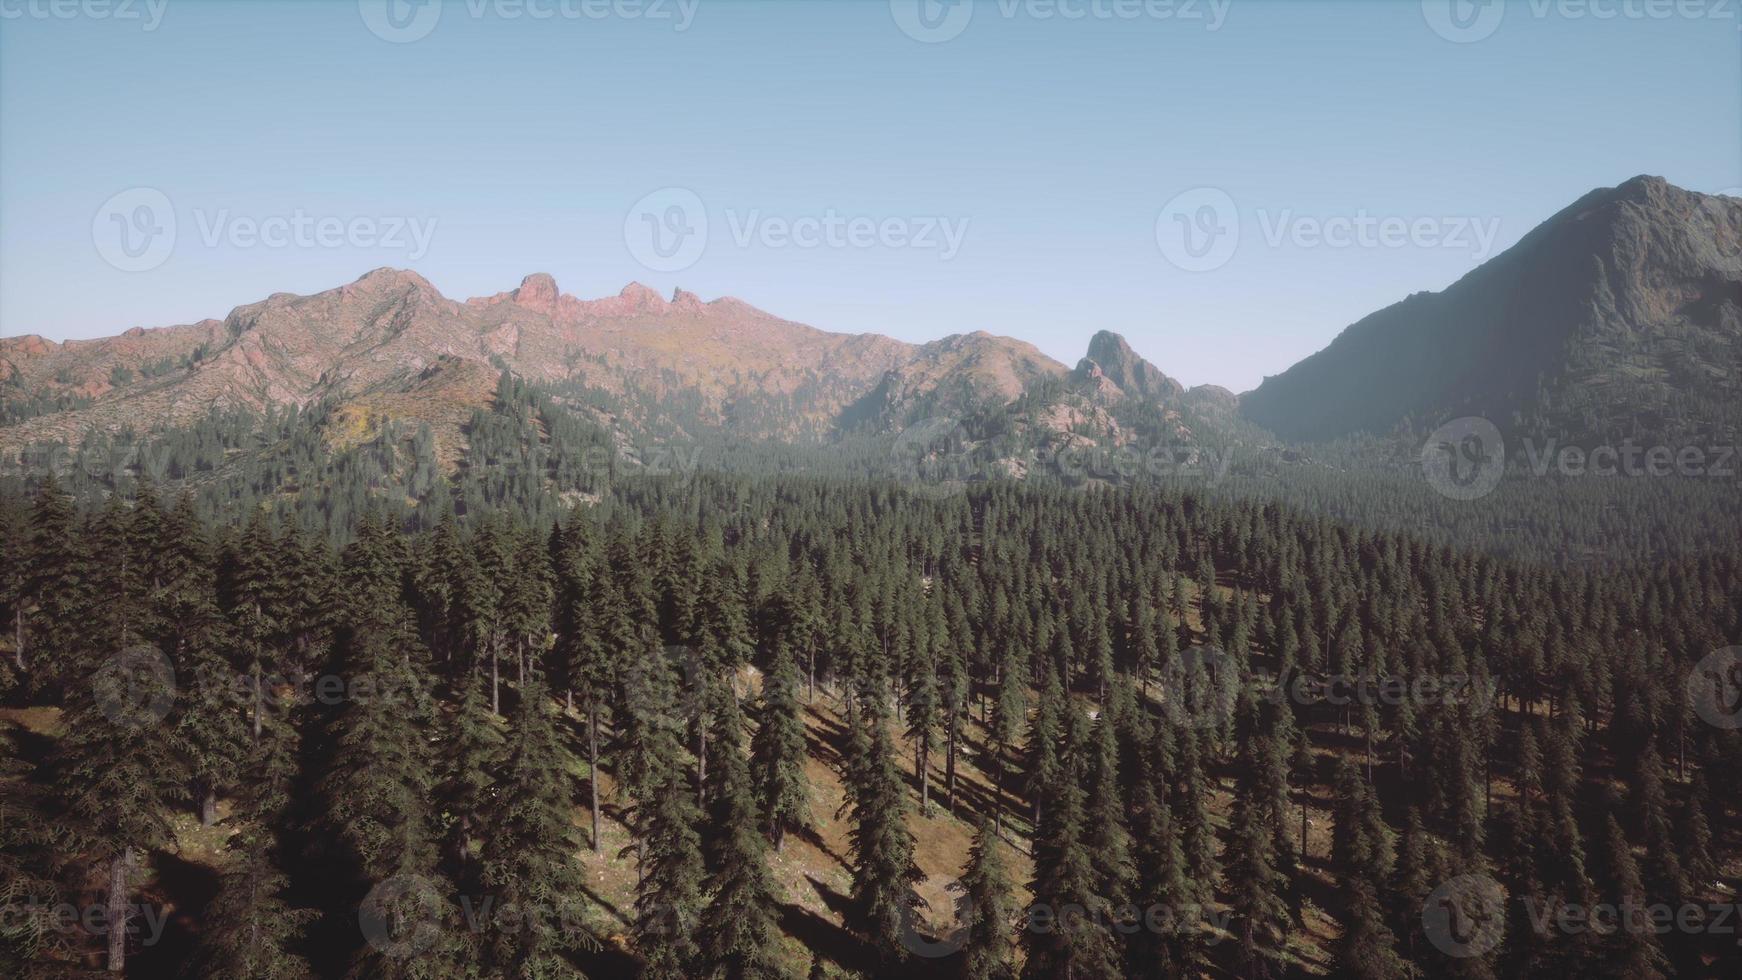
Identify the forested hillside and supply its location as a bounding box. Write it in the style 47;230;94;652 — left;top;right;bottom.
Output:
2;450;1739;977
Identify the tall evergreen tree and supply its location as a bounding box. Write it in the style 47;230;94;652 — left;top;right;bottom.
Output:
842;686;921;967
187;710;314;980
1020;705;1123;980
475;680;596;977
699;682;786;980
750;641;811;852
958;818;1017;980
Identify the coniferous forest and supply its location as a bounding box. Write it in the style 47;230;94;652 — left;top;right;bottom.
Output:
3;6;1740;979
2;399;1740;978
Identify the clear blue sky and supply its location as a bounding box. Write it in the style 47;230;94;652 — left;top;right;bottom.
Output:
2;0;1737;392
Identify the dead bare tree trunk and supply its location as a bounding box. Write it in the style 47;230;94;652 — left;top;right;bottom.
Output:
106;847;131;973
589;705;602;853
917;741;929;811
944;708;959;813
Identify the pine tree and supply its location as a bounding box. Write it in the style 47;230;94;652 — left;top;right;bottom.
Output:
988;645;1027;839
1083;710;1132;910
842;686;921;966
187;710;314;980
438;671;503;884
958;818;1017;980
21;474;84;695
159;498;248;826
1225;695;1290;980
623;647;706;980
476;680;596;977
906;634;941;813
310;559;456;980
1329;760;1405;980
1020;705;1123;980
750;641;810;852
1589;807;1668;980
53;673;184;973
699;683;786;979
1020;667;1064;831
1128;723;1196;980
1173;724;1220;911
0;724;70;973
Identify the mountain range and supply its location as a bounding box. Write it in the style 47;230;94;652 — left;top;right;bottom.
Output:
2;175;1737;467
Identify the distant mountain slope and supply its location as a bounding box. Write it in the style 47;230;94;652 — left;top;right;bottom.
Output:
0;270;920;447
1240;176;1742;442
4;271;1228;462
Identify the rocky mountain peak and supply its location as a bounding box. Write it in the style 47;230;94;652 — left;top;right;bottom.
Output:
510;272;561;312
1076;330;1183;401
